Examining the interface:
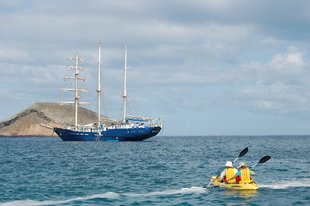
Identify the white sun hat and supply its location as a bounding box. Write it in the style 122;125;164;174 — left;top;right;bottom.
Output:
238;162;246;168
225;161;233;167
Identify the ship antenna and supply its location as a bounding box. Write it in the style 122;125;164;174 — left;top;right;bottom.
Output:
122;45;128;123
97;43;102;128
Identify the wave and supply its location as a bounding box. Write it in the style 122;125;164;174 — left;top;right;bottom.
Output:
0;192;120;206
260;180;310;189
124;186;207;197
0;187;206;206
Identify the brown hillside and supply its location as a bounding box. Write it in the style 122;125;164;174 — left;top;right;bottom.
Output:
0;102;112;137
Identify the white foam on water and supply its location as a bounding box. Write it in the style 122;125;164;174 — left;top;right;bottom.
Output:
0;192;120;206
260;180;310;189
0;200;44;206
125;186;207;197
0;187;206;205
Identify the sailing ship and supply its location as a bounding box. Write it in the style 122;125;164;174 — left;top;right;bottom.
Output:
53;44;162;141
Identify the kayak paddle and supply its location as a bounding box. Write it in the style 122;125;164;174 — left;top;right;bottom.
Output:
207;147;248;188
250;156;271;168
233;147;248;163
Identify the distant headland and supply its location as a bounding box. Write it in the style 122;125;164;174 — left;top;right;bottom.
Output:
0;102;112;137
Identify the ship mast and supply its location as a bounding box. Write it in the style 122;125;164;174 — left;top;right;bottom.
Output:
60;51;88;130
97;43;102;128
122;45;128;123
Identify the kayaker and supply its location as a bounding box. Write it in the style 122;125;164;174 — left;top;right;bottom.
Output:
237;162;255;184
217;161;239;184
226;162;255;184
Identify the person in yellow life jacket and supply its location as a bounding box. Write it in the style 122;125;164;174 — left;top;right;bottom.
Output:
227;162;256;184
218;161;238;184
237;162;255;184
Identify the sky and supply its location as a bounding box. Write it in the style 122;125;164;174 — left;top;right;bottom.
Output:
1;0;310;136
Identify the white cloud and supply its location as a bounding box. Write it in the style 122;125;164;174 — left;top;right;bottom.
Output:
0;63;63;85
0;47;32;63
269;47;304;72
241;81;310;113
144;47;310;116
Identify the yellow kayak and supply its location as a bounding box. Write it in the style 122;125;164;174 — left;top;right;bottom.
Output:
210;176;259;190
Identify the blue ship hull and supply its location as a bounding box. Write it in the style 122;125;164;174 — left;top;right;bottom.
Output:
54;126;161;141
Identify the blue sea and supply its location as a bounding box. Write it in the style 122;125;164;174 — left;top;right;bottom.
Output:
0;136;309;205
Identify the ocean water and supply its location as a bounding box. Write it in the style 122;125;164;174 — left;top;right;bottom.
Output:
0;136;309;206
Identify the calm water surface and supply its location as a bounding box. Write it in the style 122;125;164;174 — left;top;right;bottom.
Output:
0;136;309;205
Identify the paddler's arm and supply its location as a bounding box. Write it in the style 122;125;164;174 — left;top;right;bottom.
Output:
226;170;240;182
216;171;226;182
226;174;238;182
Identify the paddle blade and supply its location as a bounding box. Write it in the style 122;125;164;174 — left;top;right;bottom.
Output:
233;147;249;163
239;147;249;158
259;156;271;164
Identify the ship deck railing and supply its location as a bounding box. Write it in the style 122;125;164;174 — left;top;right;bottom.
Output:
70;120;162;132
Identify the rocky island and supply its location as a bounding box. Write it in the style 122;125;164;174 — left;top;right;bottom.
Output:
0;102;112;137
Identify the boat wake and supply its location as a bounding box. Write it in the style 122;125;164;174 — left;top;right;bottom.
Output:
0;187;206;206
124;186;206;197
0;192;120;206
260;179;310;189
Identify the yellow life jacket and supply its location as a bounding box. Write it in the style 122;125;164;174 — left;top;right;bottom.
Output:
225;167;236;184
239;168;252;184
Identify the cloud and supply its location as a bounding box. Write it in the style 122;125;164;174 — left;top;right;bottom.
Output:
0;47;32;63
206;48;310;114
268;47;305;71
241;82;310;113
243;48;307;83
141;47;310;116
0;64;63;84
